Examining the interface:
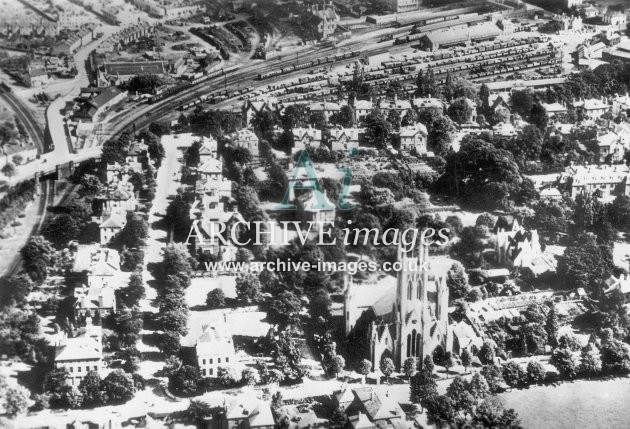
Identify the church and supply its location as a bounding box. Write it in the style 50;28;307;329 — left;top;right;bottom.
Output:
344;244;454;369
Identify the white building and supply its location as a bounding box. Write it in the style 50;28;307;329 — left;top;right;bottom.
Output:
72;245;122;290
54;325;103;386
328;126;361;152
229;129;259;155
564;164;630;200
292;127;322;153
192;323;236;377
399;123;427;153
386;0;419;13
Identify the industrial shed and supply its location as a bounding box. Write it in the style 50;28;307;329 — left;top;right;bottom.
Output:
418;22;502;52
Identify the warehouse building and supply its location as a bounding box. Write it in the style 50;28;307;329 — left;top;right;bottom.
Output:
418;22;501;52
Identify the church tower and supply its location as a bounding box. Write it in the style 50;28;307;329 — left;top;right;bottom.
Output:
394;243;430;367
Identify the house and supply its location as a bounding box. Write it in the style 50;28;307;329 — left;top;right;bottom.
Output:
97;182;137;213
334;387;406;429
197;157;223;181
328;126;362;152
540;187;563;201
493;122;518;139
292;127;322;153
398;123;427;153
217;395;275;429
309;101;341;120
298;189;335;230
563;164;630;200
199;136;218;160
242;98;277;127
386;0;420;13
74;284;117;318
229;129;259;155
598;132;624;162
378;96;412;117
452;321;483;356
189;196;245;256
305;1;340;39
99;209;127;245
73;87;127;122
412;97;443;113
612;94;630;116
603;274;630;299
196;177;232;200
72;245;122;290
192;323;236;377
541;102;568;118
27;67;49;87
572;98;610;119
354;99;373;121
53;325;103;386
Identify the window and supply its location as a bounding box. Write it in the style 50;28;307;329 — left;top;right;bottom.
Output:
94;366;97;371
209;369;213;376
209;358;213;364
70;367;73;373
203;359;206;365
218;358;221;363
202;369;206;376
86;366;90;372
226;357;229;363
78;366;81;372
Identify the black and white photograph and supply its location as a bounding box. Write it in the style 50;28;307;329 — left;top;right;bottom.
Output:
0;0;628;427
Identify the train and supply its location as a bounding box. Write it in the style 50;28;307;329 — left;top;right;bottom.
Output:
147;65;241;104
256;50;361;80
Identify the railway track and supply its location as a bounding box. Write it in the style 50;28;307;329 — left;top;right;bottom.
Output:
0;86;46;153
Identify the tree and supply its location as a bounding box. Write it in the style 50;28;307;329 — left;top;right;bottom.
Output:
42;214;81;248
79;174;104;197
479;83;490;111
186;399;215;422
1;162;16;178
267;290;302;328
206;288;226;309
1;383;29;417
526;360;546;384
472;396;521;428
511;89;534;117
468;372;490;400
461;349;472;374
424;395;456;428
403;357;416;378
410;369;437;412
117;272;145;308
169;365;200;396
241;368;259;386
2;274;34;307
600;340;630;373
557;234;614;295
380;357;395;383
446;376;475;413
20;235;55;283
363;108;392;149
478;342;495;365
545;306;559;348
217;366;238;386
423;355;435;374
447;97;472;124
326;354;345;378
502;362;526;388
357;359;372;382
480;364;505;394
235;273;262;304
550;348;579;379
165;195;192;243
580;346;602;377
329;406;348;429
558;333;582;351
78;371;106;408
446;262;470;301
117;215;149;248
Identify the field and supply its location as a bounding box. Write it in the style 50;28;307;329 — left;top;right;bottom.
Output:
501;378;630;429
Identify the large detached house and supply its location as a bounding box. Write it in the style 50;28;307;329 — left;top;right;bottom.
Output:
54;325;103;386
